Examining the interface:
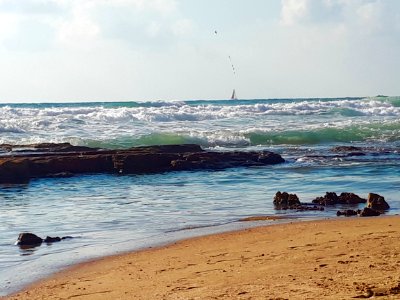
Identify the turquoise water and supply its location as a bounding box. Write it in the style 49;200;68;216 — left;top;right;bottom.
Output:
0;97;400;295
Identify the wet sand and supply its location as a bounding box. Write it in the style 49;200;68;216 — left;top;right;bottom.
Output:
5;216;400;299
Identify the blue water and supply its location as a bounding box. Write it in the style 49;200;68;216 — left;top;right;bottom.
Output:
0;97;400;295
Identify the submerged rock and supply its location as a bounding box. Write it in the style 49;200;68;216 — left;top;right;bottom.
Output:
43;236;61;243
336;209;359;217
16;233;73;248
331;146;363;153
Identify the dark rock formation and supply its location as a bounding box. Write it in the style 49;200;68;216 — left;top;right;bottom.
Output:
367;193;390;211
16;233;43;246
359;207;381;217
338;192;367;204
273;192;301;208
0;143;285;184
16;233;73;248
273;192;324;211
0;142;96;153
43;236;61;243
336;209;359;217
331;146;363;152
312;192;366;206
312;192;339;206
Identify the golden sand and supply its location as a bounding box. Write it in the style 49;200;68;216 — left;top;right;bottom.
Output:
5;216;400;299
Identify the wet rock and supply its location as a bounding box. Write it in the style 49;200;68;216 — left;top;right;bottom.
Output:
338;192;367;204
367;193;390;211
0;144;285;183
16;233;73;248
16;233;43;246
43;236;62;243
295;205;324;212
331;146;363;152
273;192;301;208
359;207;381;217
336;209;359;217
312;192;339;206
346;152;366;157
312;192;366;206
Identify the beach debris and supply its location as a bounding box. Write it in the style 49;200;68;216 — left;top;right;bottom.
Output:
15;232;73;248
367;193;390;211
312;192;366;206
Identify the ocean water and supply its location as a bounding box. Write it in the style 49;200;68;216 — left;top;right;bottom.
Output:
0;97;399;295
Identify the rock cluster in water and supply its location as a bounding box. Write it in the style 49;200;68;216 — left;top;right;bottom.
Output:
274;191;390;217
336;193;390;217
273;191;324;211
15;232;73;248
0;143;285;184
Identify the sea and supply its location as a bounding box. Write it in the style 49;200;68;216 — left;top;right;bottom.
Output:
0;96;399;295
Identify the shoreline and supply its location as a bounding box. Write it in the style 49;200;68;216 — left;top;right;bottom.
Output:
4;215;400;299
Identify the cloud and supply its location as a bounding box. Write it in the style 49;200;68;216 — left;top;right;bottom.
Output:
0;0;183;50
280;0;400;35
0;0;63;15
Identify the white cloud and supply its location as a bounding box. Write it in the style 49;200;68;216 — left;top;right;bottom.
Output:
280;0;309;26
171;18;194;37
56;3;100;48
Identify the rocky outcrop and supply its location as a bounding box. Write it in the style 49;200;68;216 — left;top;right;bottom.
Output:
273;192;301;208
367;193;390;211
273;192;324;211
0;143;285;183
336;209;359;217
336;193;389;217
16;233;43;246
359;207;381;217
312;192;366;206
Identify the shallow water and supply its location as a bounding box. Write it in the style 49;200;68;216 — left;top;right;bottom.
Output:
0;97;400;295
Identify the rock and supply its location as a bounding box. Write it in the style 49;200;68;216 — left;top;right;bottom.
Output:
367;193;390;211
358;207;381;217
273;192;301;208
312;192;366;206
312;192;339;206
338;192;366;204
43;236;62;243
0;144;285;183
295;205;324;212
336;209;359;217
331;146;363;152
16;233;43;246
16;233;72;248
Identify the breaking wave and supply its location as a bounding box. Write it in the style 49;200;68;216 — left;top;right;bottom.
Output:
1;97;399;148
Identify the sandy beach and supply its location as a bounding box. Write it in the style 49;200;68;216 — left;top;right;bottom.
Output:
4;216;400;300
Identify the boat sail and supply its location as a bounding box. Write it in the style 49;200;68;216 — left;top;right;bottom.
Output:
230;89;237;100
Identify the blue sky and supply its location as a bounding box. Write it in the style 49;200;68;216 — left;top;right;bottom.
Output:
0;0;399;102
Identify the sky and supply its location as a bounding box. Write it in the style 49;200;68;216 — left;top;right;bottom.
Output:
0;0;399;102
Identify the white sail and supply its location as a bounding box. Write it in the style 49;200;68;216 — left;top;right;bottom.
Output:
231;89;237;100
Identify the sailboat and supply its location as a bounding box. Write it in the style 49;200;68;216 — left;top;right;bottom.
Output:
230;89;237;100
